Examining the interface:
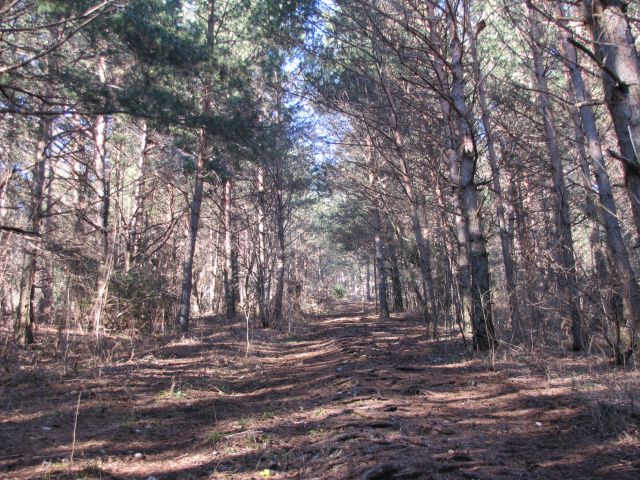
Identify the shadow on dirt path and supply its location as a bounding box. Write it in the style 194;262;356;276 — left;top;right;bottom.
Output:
1;301;639;479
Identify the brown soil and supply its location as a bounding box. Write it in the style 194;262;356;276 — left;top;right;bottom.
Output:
1;302;639;479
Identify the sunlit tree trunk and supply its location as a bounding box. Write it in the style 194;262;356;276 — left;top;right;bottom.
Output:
372;38;436;330
256;160;269;326
16;115;49;344
223;176;237;319
526;1;584;350
177;0;215;331
583;0;640;244
126;119;150;272
470;7;521;340
177;129;206;331
367;140;390;319
557;3;640;355
447;0;495;350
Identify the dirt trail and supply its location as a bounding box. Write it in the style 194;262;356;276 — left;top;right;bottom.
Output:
1;303;639;479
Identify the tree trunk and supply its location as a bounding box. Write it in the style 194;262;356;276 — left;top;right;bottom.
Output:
17;114;49;344
470;11;521;340
90;56;113;351
177;1;215;331
557;2;640;346
386;222;404;312
126;119;150;271
257;160;269;327
177;130;206;332
583;0;640;243
223;177;237;319
366;257;372;302
272;186;286;324
448;0;496;350
371;31;436;328
526;1;584;350
367;142;390;319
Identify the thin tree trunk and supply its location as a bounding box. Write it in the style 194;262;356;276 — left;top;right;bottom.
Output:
386;222;404;312
177;1;215;331
257;160;268;327
370;30;436;328
272;186;286;324
470;10;521;340
526;1;584;350
126;119;149;272
557;3;640;352
223;177;237;319
18;114;49;344
448;0;495;350
366;257;372;302
367;141;389;319
583;0;640;244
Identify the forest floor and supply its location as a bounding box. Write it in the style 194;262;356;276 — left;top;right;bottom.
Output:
1;302;640;480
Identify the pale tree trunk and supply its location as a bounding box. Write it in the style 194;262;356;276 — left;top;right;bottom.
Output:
372;40;436;331
208;228;219;312
272;180;286;324
257;160;269;327
448;0;496;350
426;1;473;341
386;222;404;312
223;177;237;319
470;9;521;340
367;141;390;319
177;0;215;331
526;1;584;350
177;129;206;331
126;119;150;272
583;0;640;243
557;3;640;354
38;148;55;327
17;115;49;344
366;258;371;302
90;55;113;351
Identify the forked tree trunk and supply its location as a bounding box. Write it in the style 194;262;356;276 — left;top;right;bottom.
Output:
448;0;496;350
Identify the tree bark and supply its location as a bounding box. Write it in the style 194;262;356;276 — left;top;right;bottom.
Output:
470;10;521;340
583;0;640;242
223;176;237;319
367;141;390;319
557;2;640;346
17;115;49;344
177;0;215;331
386;222;404;312
448;0;496;350
177;129;207;331
526;1;584;350
257;160;269;327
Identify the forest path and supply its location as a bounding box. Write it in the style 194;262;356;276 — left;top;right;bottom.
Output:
1;302;639;479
